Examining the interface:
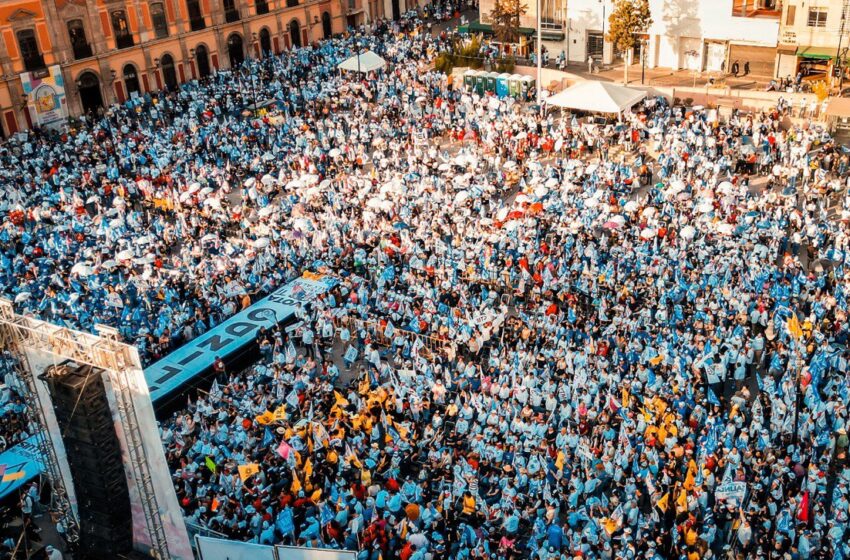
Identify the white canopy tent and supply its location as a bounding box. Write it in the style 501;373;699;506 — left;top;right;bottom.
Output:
336;50;387;73
545;81;646;114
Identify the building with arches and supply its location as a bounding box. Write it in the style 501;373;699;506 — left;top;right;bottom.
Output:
0;0;365;135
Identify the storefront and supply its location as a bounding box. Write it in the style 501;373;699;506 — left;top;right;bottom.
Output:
727;43;776;77
795;46;835;80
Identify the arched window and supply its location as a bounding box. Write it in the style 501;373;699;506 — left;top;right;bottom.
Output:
67;19;92;60
16;29;44;71
76;71;104;115
255;0;269;14
223;0;240;22
187;0;205;30
112;10;134;49
151;3;169;38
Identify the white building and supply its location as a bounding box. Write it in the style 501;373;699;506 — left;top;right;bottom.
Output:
477;0;782;76
776;0;849;81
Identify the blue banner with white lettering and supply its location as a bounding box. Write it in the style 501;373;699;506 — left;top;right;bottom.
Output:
145;275;337;404
0;436;44;500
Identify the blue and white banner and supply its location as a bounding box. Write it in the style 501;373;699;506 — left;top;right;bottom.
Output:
0;436;44;500
145;275;337;403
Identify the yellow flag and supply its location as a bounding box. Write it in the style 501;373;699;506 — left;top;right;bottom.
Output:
238;463;260;482
676;489;688;513
555;450;565;471
334;391;350;407
291;470;302;493
304;458;313;478
602;517;618;535
311;489;322;502
787;314;803;340
656;492;670;512
683;468;695;491
273;406;288;422
256;410;275;425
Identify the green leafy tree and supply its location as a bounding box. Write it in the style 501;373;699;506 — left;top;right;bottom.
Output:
490;0;528;47
606;0;653;84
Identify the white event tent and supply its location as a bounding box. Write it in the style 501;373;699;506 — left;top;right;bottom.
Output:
336;50;387;73
545;80;646;114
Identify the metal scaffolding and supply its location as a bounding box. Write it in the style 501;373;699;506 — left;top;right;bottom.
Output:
0;299;170;559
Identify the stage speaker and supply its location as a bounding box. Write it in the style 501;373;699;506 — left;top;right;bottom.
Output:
44;361;133;560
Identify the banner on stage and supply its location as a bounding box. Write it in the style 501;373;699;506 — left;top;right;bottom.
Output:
145;274;336;403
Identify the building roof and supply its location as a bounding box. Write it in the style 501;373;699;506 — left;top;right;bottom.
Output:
825;98;850;118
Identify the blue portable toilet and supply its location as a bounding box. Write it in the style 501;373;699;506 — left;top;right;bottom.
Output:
496;73;510;97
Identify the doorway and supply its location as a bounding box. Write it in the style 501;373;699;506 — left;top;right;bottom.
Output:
77;71;103;115
228;33;245;67
195;44;211;78
322;11;332;39
289;20;301;49
259;28;272;57
123;64;140;96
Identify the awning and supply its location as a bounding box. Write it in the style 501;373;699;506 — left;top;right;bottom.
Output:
336;50;387;73
541;31;565;41
462;20;535;36
796;46;838;60
825;98;850;118
545;80;646;113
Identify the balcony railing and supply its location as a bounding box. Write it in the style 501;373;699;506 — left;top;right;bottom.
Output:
224;8;240;22
72;43;93;60
115;34;134;49
732;0;781;17
23;54;46;72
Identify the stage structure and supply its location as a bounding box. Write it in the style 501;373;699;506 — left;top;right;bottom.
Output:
0;299;192;559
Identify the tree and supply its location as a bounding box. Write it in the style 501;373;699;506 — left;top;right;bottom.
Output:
490;0;528;48
606;0;653;84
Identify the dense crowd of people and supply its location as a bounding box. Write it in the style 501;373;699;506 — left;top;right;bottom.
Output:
2;7;850;560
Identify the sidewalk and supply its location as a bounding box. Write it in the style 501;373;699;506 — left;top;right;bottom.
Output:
556;61;774;90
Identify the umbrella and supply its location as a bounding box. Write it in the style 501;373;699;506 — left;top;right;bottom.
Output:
680;225;697;240
667;180;687;194
328;148;342;158
545;177;559;188
393;222;410;230
503;220;521;231
261;174;276;186
179;191;193;203
534;186;548;198
603;221;622;230
14;292;31;303
697;202;714;214
624;201;639;213
261;152;275;162
71;263;94;277
641;207;657;218
204;198;222;208
116;249;134;261
244;177;256;188
610;215;626;225
515;194;530;204
188;182;202;193
455;191;470;204
640;228;656;240
112;198;126;207
507;210;524;220
585;198;599;208
253;237;271;248
715;223;734;235
503;161;518;170
100;260;118;269
200;186;215;196
438;163;451;171
717;181;734;195
201;233;218;243
496;208;509;221
528;202;544;215
258;206;276;218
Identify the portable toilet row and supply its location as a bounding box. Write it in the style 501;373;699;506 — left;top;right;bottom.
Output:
462;70;536;101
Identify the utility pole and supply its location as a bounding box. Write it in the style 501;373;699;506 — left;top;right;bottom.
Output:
836;0;850;91
536;0;542;105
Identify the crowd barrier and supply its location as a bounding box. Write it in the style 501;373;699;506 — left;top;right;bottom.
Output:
343;317;453;359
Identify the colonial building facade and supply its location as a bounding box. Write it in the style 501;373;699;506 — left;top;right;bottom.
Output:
0;0;378;135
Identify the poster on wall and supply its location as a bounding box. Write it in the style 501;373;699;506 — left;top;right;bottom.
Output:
20;64;67;129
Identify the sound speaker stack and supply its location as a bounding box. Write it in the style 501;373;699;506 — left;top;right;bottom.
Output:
44;361;133;560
